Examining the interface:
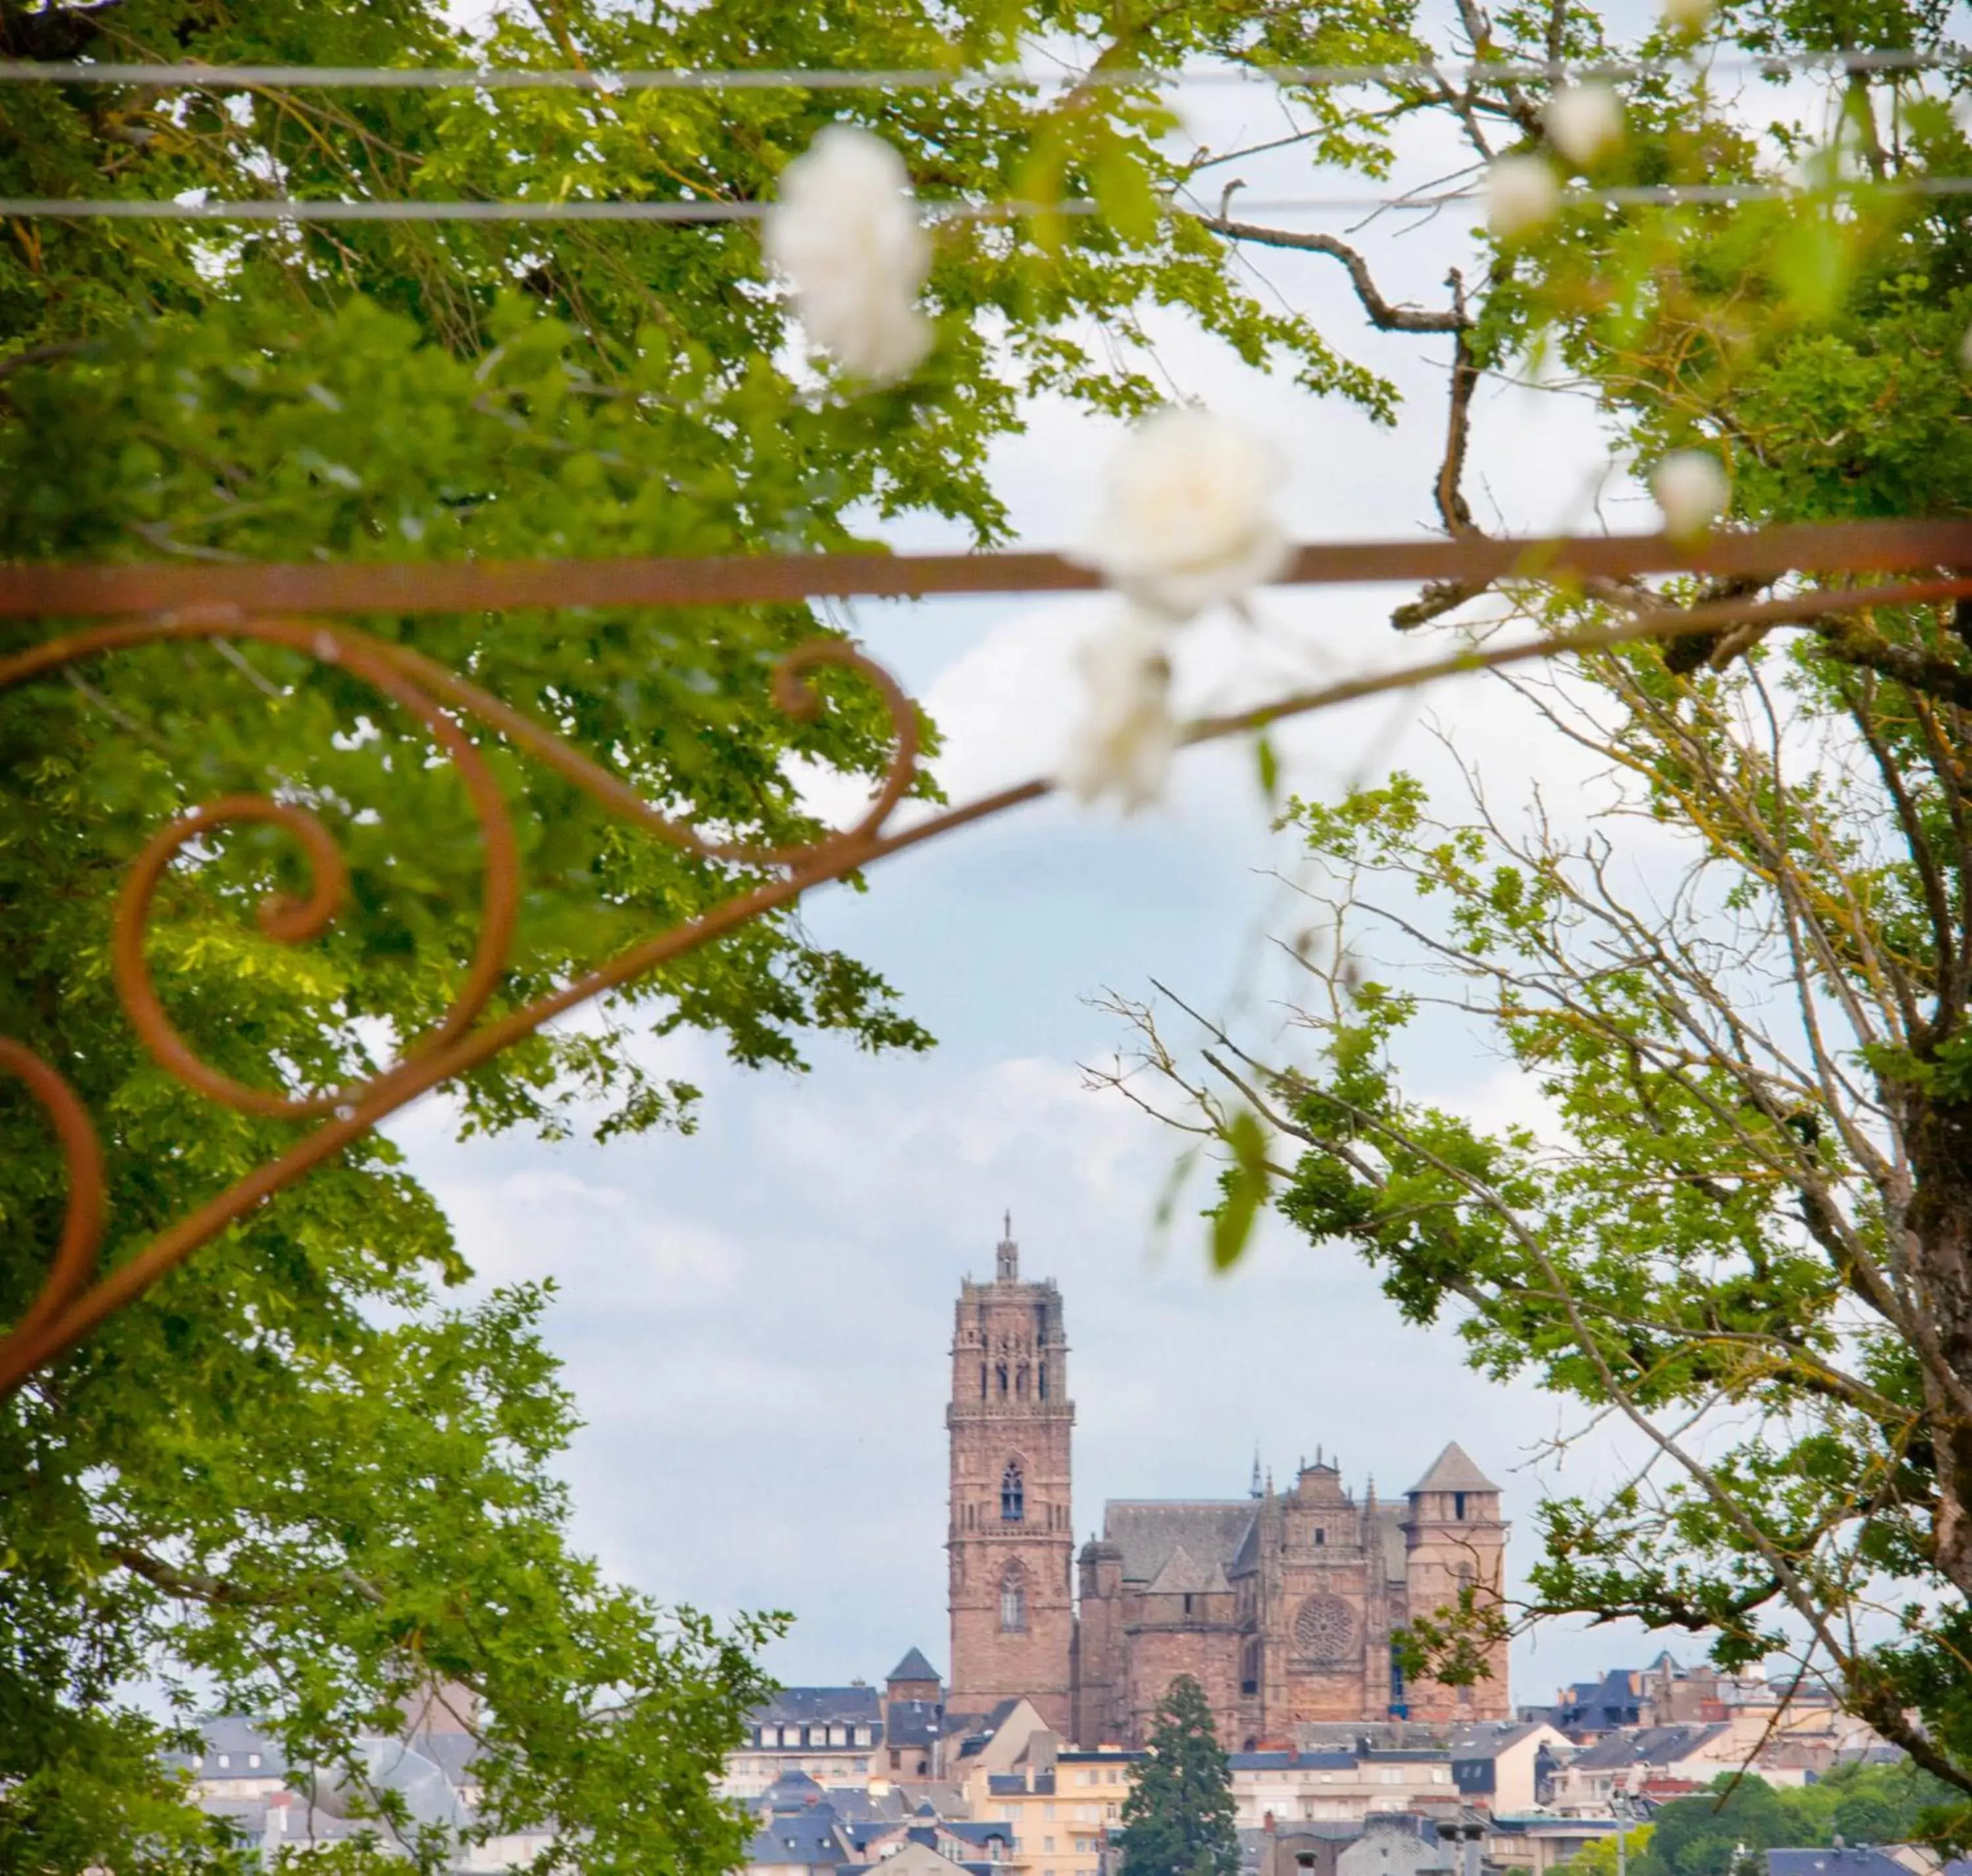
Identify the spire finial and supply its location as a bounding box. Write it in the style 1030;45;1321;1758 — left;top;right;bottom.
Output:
1250;1447;1263;1498
996;1213;1018;1282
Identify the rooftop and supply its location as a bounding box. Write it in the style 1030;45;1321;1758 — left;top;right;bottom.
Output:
889;1647;941;1685
1405;1443;1501;1497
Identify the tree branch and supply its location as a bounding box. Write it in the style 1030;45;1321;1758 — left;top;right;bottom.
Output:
1192;216;1467;333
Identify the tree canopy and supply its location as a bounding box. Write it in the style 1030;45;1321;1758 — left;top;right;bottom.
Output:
7;0;1972;1860
1118;1676;1240;1876
1616;1765;1965;1876
0;0;1404;1860
1073;0;1972;1837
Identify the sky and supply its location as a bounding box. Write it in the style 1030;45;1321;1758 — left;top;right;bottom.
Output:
389;57;1739;1712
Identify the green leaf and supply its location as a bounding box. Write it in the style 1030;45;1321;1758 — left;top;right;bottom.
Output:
1210;1108;1271;1272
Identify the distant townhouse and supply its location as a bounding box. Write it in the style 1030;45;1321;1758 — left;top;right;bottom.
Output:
1447;1724;1573;1814
964;1733;1141;1876
1229;1747;1461;1829
730;1687;887;1797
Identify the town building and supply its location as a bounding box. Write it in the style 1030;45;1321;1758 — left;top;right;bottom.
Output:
728;1685;887;1797
1228;1747;1461;1829
945;1224;1513;1747
1447;1723;1572;1814
966;1737;1141;1876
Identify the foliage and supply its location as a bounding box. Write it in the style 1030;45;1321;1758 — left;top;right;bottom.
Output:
0;0;1430;1861
1075;0;1972;1841
1562;1823;1654;1876
1117;1676;1240;1876
1616;1764;1966;1876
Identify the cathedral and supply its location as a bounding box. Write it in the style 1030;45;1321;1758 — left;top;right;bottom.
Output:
945;1224;1511;1748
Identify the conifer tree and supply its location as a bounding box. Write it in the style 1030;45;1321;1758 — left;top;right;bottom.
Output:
1119;1676;1240;1876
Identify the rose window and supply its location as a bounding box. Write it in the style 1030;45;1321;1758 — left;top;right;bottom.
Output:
1292;1594;1355;1664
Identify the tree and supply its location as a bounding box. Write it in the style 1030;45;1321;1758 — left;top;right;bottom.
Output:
1638;1779;1793;1876
1118;1677;1240;1876
1563;1823;1655;1876
1068;0;1972;1839
0;0;1418;1862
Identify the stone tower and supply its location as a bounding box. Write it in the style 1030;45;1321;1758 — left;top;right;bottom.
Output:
947;1218;1074;1732
1399;1442;1511;1720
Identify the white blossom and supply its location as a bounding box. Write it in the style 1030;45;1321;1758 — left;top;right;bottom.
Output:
1652;450;1731;537
1546;85;1625;166
1661;0;1716;26
1060;613;1181;812
763;125;931;385
1077;408;1290;623
1486;154;1562;238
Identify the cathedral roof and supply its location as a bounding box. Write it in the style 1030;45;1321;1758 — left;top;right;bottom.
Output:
1145;1543;1231;1595
1405;1442;1500;1495
1230;1517;1261;1577
1372;1502;1407;1580
887;1647;941;1685
1102;1501;1257;1585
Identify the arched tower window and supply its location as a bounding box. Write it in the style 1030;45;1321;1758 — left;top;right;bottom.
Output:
1038;1363;1048;1400
1002;1462;1025;1522
1000;1564;1027;1633
997;1361;1008;1397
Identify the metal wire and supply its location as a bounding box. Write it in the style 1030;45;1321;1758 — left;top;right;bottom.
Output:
0;47;1962;91
5;173;1970;223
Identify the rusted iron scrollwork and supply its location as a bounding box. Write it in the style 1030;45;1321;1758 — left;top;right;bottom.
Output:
0;613;929;1397
5;551;1972;1400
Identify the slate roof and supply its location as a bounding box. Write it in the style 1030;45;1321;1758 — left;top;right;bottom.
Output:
754;1687;885;1726
1405;1444;1500;1496
745;1808;851;1866
1102;1501;1258;1585
1447;1723;1541;1757
1767;1853;1911;1876
1365;1503;1407;1580
1539;1669;1645;1731
1147;1543;1232;1595
941;1699;1022;1752
887;1700;943;1750
408;1731;482;1785
166;1714;289;1781
764;1770;828;1808
1567;1724;1726;1770
941;1822;1018;1846
889;1647;941;1684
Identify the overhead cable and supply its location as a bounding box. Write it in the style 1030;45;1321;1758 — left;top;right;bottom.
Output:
0;47;1962;93
5;173;1972;223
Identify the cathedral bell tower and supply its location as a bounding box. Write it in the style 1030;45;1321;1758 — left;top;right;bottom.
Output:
947;1218;1075;1733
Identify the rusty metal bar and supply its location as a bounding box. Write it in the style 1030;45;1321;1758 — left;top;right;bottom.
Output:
3;518;1970;617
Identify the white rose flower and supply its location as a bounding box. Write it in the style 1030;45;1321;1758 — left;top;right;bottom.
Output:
1546;85;1625;166
1077;408;1291;623
763;125;932;385
1661;0;1715;27
1652;450;1731;537
1486;154;1562;238
1061;613;1181;812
